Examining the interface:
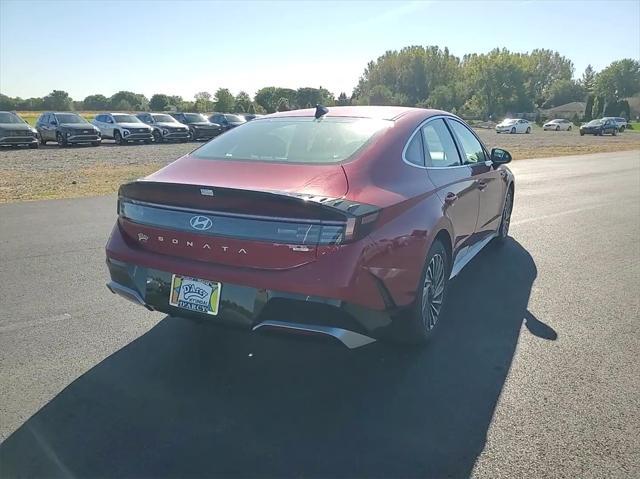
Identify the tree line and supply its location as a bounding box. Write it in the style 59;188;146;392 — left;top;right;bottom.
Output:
1;46;638;120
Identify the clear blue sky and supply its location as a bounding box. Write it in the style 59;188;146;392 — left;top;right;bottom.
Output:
1;0;638;100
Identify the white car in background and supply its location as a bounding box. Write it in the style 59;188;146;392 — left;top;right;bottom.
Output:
496;118;532;134
92;113;154;145
543;118;573;131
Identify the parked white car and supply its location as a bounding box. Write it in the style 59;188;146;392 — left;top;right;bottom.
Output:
496;118;532;134
543;119;573;131
92;113;154;145
602;117;628;132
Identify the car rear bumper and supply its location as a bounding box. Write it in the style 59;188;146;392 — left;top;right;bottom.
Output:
105;223;401;342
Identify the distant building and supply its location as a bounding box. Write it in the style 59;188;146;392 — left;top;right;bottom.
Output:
543;101;586;119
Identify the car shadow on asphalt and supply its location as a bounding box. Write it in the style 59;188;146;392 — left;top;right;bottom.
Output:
0;238;553;478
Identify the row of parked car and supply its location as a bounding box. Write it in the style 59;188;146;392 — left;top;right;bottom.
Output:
0;110;263;148
494;116;630;136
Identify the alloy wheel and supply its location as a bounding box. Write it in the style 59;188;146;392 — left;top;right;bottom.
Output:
421;253;446;331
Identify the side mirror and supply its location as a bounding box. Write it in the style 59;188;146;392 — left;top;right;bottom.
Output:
491;147;512;165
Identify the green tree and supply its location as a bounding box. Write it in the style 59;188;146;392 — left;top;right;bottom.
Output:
234;91;252;112
0;93;16;110
336;92;350;106
296;87;334;108
523;49;574;107
277;97;290;111
594;59;640;102
584;95;595;121
149;94;171;111
194;91;213;112
213;88;235;112
542;79;585;108
83;94;109;110
42;90;73;111
110;91;148;111
591;96;604;119
580;65;596;94
254;87;280;113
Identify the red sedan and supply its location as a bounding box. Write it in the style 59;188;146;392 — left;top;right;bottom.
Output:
106;106;514;347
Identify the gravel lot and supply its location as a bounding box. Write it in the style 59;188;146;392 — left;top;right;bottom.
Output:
1;129;639;203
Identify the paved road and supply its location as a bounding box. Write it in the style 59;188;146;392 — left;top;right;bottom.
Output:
0;151;639;478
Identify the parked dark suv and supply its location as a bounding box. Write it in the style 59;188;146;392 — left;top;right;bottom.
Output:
36;112;101;147
168;113;222;141
136;113;190;143
0;111;38;148
209;113;246;132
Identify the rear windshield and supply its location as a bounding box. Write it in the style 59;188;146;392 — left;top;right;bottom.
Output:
192;117;392;164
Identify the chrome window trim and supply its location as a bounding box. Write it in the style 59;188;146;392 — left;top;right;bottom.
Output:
401;114;474;170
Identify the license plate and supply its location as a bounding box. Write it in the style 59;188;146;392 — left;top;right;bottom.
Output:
169;275;221;316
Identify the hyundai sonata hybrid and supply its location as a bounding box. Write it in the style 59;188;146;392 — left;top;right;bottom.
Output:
106;106;514;347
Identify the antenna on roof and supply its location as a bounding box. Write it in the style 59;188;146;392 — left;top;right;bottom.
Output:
315;104;329;119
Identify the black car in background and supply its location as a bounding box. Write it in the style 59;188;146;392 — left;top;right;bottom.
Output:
136;112;190;142
209;113;246;132
579;118;619;136
36;112;101;146
0;111;38;148
168;112;222;141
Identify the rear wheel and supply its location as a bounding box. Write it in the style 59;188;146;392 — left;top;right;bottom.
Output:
526;126;531;134
394;240;450;345
510;127;516;134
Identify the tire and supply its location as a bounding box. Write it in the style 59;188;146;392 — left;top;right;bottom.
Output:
114;130;125;145
580;131;584;136
619;126;625;132
188;128;196;141
526;127;531;134
556;125;560;131
56;132;67;147
495;187;514;244
29;142;38;149
612;129;617;136
510;127;516;134
153;130;162;143
568;126;572;131
393;240;450;345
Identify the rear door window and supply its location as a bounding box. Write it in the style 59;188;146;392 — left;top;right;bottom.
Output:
421;119;461;167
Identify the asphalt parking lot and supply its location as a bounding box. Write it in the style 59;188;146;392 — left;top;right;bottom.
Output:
0;150;639;478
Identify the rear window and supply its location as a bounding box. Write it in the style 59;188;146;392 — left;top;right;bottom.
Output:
192;117;392;164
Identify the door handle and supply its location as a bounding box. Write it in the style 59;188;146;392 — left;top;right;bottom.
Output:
476;180;487;191
444;192;458;204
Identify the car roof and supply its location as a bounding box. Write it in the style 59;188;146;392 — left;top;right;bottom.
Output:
266;105;437;121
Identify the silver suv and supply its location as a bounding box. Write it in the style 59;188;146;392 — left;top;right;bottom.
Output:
92;113;153;145
135;113;190;142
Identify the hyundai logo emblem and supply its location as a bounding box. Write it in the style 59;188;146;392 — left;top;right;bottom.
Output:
189;215;213;231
